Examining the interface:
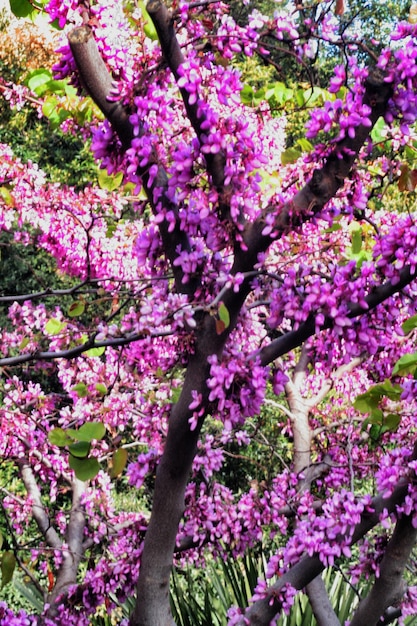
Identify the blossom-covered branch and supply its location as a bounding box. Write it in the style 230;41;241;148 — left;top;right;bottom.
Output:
69;24;198;296
350;511;417;625
236;477;413;625
257;264;417;367
147;0;228;210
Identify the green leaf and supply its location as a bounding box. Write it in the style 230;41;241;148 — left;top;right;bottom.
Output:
240;84;255;106
72;382;88;398
351;227;362;255
10;0;34;18
253;88;266;105
393;353;417;376
19;337;30;350
303;86;327;106
0;186;14;207
402;314;417;334
68;440;91;458
296;138;313;153
106;222;117;238
77;421;106;442
384;413;401;431
377;379;402;399
109;448;128;478
1;551;16;588
294;88;305;107
97;168;124;192
48;428;74;448
45;318;66;335
370;117;386;143
324;223;342;233
47;79;75;96
138;0;158;40
0;532;3;551
84;346;106;358
69;455;100;481
354;393;380;414
68;300;85;318
42;96;59;120
281;147;301;165
365;408;384;424
273;82;293;105
171;387;181;404
240;84;253;104
218;303;230;330
368;423;383;440
25;69;53;95
95;383;108;396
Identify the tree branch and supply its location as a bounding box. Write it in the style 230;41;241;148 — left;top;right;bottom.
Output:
68;26;134;149
68;25;199;296
46;479;87;615
232;67;392;273
236;479;411;625
349;510;417;626
147;0;228;202
256;265;417;367
0;281;91;304
0;329;174;367
17;461;62;551
305;576;341;626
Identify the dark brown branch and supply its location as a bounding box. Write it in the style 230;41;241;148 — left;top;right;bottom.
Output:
349;507;417;625
0;281;90;304
256;265;417;367
233;67;392;272
147;0;229;212
68;26;134;148
0;330;173;368
236;479;411;625
68;25;198;296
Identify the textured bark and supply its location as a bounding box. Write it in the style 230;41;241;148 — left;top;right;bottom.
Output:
285;348;312;475
236;480;411;625
285;351;340;626
349;513;417;626
306;576;341;626
45;479;87;619
257;265;417;367
19;462;87;621
69;26;134;148
18;461;62;550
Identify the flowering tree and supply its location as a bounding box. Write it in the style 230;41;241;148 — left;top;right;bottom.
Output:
2;0;417;624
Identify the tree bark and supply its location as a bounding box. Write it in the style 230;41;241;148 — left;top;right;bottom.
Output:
236;480;411;625
349;513;417;626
